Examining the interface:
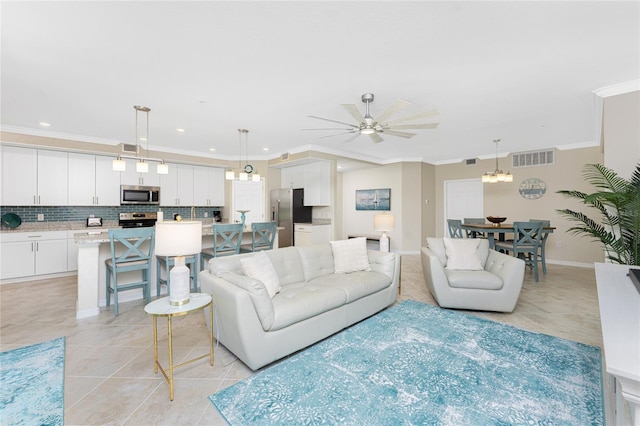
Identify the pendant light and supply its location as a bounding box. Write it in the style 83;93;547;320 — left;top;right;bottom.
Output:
226;128;259;181
112;155;126;171
135;105;150;173
482;139;513;183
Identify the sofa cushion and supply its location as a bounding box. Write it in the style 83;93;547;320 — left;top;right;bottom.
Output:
445;269;503;290
264;247;306;286
240;251;281;298
330;237;371;273
270;283;347;331
297;244;335;282
219;272;275;330
311;271;392;303
443;238;483;270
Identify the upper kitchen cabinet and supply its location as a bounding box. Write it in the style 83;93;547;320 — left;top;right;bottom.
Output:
1;146;68;206
120;158;160;187
280;160;331;206
193;166;225;206
160;163;194;206
68;153;120;206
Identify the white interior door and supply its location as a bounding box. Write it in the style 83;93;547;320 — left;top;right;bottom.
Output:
444;179;483;237
232;179;265;226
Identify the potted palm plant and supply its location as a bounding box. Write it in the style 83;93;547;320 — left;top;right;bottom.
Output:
557;163;640;266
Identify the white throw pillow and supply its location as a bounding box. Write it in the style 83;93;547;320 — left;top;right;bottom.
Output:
330;237;371;274
443;238;483;270
240;251;281;298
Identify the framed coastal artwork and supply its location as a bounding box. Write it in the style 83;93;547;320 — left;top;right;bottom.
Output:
355;188;391;210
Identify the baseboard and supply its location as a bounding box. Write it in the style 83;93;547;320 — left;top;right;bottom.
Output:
546;259;594;269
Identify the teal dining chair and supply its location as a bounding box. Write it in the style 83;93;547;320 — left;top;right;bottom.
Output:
447;219;464;238
240;221;277;253
530;219;551;275
200;223;244;270
105;227;155;316
463;217;487;238
495;221;544;282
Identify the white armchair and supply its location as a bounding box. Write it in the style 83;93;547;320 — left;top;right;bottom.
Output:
421;237;525;313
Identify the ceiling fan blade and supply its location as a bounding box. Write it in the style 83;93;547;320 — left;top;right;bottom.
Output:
369;133;384;143
374;99;410;124
344;133;360;143
301;127;355;131
384;123;439;130
382;109;440;125
340;104;365;123
308;115;358;128
382;130;416;138
317;130;357;139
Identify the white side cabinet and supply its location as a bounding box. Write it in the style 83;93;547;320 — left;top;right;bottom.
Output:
293;224;331;247
1;146;68;206
193;166;225;206
1;231;68;279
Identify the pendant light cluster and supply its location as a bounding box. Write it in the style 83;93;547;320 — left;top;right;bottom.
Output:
226;128;260;182
482;139;513;183
112;106;169;174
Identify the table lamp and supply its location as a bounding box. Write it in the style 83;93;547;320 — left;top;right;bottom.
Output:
155;221;202;306
374;212;395;252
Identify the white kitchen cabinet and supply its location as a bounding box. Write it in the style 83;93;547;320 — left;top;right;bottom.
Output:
0;231;68;279
1;146;68;206
304;161;331;206
120;158;160;187
160;163;194;206
280;161;331;206
68;154;120;206
193;166;225;206
293;224;331;247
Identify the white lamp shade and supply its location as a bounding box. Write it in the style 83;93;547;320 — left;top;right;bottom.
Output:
374;213;395;232
155;221;202;257
252;173;261;182
136;159;149;173
225;170;235;180
157;162;169;174
239;172;248;181
112;158;126;171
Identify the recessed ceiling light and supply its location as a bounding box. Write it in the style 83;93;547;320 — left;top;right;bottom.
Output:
263;147;269;151
209;148;216;152
39;122;51;127
176;128;185;133
139;137;147;141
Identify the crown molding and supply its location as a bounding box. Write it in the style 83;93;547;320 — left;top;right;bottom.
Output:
593;80;640;98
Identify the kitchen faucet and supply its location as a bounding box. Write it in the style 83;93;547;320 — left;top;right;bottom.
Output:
191;206;196;220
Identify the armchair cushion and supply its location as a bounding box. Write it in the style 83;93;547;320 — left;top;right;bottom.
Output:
443;238;483;270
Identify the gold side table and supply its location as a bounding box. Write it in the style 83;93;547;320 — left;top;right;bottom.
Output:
144;292;214;400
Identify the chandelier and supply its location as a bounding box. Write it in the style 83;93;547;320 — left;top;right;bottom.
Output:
482;139;513;183
112;106;169;174
226;129;260;182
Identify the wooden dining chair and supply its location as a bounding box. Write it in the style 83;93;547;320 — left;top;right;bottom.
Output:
495;221;544;282
447;219;464;238
105;227;155;316
200;223;244;270
240;221;277;253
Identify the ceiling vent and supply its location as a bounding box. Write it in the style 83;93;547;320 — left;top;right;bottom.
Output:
120;143;139;154
465;158;476;165
512;149;554;168
281;153;290;161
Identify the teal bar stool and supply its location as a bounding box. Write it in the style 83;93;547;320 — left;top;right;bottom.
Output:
200;223;244;270
240;221;277;253
156;255;199;296
105;227;155;316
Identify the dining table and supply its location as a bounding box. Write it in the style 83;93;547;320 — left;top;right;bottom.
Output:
461;222;556;249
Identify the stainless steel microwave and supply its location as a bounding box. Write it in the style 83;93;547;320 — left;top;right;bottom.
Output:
120;185;160;205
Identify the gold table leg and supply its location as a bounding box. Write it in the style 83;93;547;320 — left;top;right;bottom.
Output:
209;301;214;366
167;315;174;401
153;316;158;374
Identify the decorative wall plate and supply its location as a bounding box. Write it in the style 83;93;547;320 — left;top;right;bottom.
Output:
519;178;546;200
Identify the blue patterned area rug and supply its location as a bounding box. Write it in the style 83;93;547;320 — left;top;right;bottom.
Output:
209;300;603;425
1;337;65;426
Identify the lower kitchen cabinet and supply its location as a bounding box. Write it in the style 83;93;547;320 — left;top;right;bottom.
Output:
293;224;331;247
0;231;68;280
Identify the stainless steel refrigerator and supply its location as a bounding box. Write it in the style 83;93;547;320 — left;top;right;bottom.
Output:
270;188;312;247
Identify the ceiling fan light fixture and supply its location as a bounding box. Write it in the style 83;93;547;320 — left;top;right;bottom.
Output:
360;127;376;135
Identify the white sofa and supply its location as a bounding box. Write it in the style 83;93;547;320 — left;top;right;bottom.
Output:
199;241;400;370
421;237;525;313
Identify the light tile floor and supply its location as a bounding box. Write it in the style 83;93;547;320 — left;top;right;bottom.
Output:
0;255;603;425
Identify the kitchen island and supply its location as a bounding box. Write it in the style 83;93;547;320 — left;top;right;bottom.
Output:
74;221;279;319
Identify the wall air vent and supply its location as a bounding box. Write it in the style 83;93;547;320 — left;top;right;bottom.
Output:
281;153;290;161
465;158;476;165
512;149;554;168
120;143;139;154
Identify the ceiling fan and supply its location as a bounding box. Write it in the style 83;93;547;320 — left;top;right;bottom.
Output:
304;93;439;143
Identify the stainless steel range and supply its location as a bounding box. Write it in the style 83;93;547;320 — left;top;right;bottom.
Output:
119;212;157;228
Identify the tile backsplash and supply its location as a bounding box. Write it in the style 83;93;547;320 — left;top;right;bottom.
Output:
0;205;223;223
